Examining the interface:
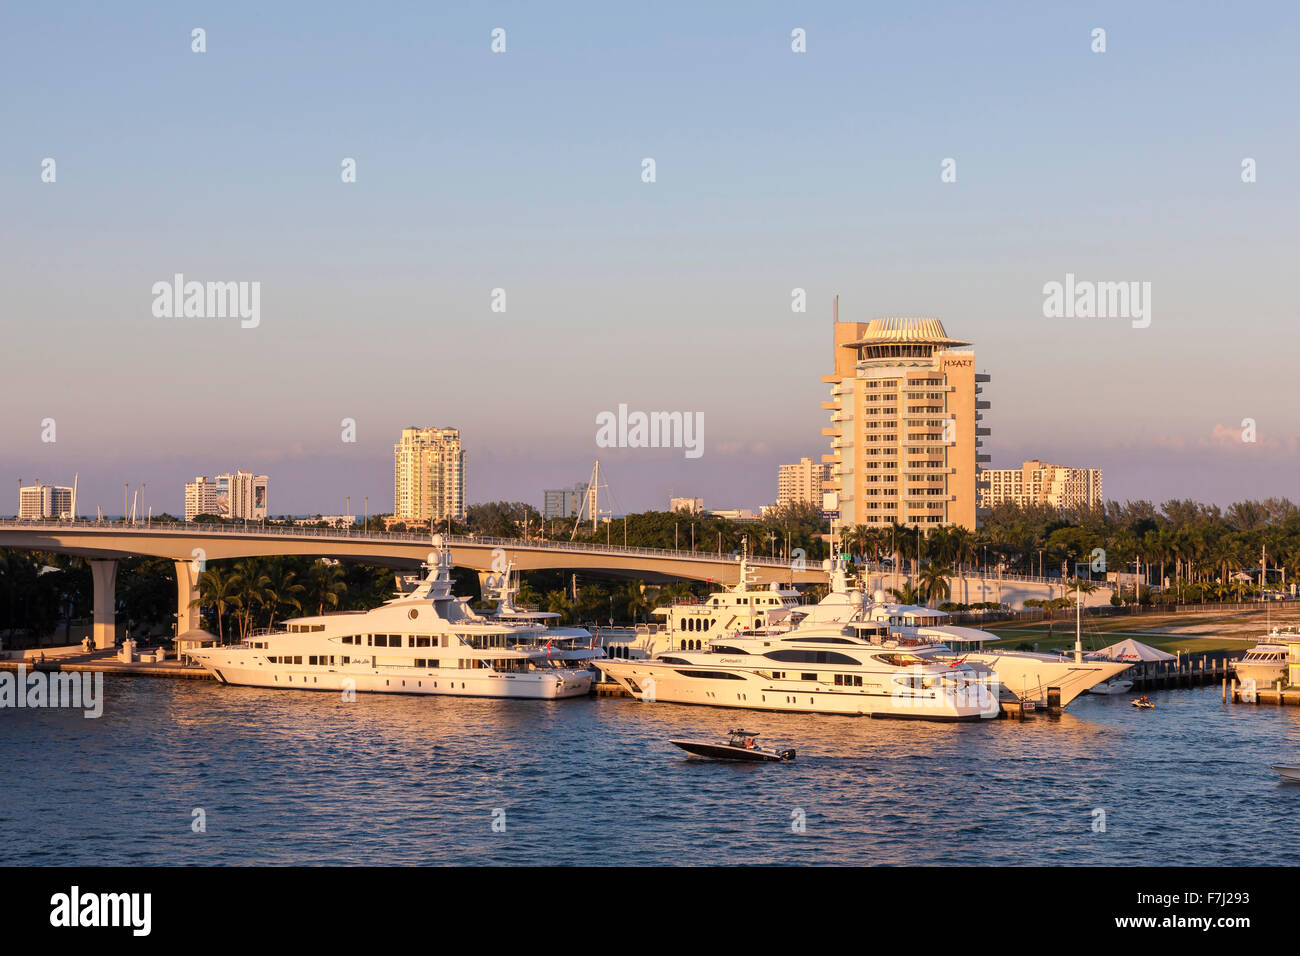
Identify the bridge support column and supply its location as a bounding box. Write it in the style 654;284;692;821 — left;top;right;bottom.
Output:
174;559;201;635
90;559;118;650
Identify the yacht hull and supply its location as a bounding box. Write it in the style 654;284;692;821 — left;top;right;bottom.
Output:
197;657;592;699
957;653;1130;707
1233;663;1286;687
596;660;995;720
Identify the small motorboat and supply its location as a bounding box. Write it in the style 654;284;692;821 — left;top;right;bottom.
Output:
1131;696;1155;710
669;729;795;763
1089;678;1135;696
1273;765;1300;783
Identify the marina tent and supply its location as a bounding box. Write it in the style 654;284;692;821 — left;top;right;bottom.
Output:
1085;638;1175;663
176;628;221;664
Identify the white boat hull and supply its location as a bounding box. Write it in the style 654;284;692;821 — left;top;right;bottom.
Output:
1088;678;1135;696
595;659;996;720
1273;765;1300;782
196;655;592;700
959;653;1130;707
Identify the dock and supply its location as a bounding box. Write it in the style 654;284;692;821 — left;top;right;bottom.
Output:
0;655;214;681
1128;652;1237;692
1228;680;1300;706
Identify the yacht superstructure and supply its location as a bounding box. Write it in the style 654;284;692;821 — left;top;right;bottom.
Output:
646;549;801;654
630;552;1126;708
1234;627;1300;687
190;544;593;699
596;618;998;720
486;566;605;678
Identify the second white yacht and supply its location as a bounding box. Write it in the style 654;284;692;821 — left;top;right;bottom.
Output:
191;543;593;699
596;619;1000;721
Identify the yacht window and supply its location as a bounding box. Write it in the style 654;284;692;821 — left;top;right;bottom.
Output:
765;649;860;666
675;669;744;680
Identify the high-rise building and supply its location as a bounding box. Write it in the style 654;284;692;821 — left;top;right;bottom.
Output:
185;476;220;521
669;496;704;514
980;460;1102;510
777;458;830;509
224;470;268;520
394;427;466;524
821;314;990;530
185;471;268;521
18;481;73;519
544;483;596;521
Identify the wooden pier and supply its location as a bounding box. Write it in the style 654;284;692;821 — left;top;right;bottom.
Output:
1128;652;1238;691
0;657;214;681
1227;680;1300;706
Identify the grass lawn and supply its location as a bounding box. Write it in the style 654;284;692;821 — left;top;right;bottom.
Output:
974;606;1292;655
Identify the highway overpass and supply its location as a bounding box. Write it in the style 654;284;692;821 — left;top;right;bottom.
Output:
0;519;820;647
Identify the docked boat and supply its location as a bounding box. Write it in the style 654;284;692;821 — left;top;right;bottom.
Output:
190;543;593;699
670;729;795;762
596;617;1000;721
1088;678;1135;696
486;565;605;679
642;545;802;656
621;552;1128;709
1234;628;1300;687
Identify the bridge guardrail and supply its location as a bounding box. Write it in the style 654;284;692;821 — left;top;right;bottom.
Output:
0;518;797;567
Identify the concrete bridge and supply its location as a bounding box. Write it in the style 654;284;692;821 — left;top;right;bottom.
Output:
0;519;821;648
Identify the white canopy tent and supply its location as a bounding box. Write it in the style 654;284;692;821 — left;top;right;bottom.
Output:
1085;637;1175;663
176;628;221;664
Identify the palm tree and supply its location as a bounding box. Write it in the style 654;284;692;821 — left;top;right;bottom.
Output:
918;563;953;607
622;580;649;623
264;566;305;629
305;560;347;615
887;582;923;605
544;590;574;623
231;559;271;641
192;566;241;643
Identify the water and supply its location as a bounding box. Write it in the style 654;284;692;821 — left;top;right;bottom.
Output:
2;677;1297;865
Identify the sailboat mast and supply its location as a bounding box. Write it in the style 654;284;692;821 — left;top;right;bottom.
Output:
1075;580;1083;663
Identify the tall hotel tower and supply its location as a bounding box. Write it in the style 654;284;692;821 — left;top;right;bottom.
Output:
821;312;989;530
393;426;466;524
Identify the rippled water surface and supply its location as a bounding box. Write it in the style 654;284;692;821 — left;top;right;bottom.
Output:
2;676;1298;865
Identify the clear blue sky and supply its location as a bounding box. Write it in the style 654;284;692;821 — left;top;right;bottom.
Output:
3;1;1297;516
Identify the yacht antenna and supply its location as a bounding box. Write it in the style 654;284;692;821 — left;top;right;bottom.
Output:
570;459;606;540
1074;579;1083;664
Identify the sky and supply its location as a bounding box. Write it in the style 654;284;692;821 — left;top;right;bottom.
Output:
2;1;1298;517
